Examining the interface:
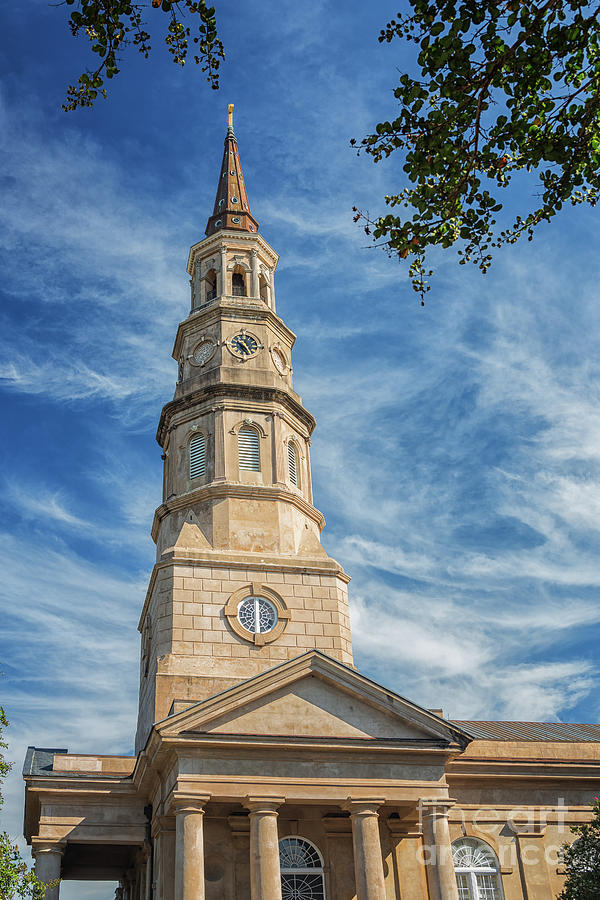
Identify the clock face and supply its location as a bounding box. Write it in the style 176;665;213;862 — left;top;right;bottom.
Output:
230;332;259;358
191;339;216;367
271;346;287;374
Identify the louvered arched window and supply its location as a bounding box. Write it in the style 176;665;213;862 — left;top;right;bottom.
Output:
452;839;503;900
238;425;260;471
279;837;325;900
288;442;299;487
189;433;206;479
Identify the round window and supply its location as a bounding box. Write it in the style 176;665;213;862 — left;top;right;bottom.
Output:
238;596;277;634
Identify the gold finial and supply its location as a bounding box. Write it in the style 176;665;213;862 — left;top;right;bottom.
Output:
227;104;234;129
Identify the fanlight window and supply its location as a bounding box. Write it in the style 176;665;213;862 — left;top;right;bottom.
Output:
453;839;503;900
238;425;260;471
279;837;325;900
189;433;206;479
288;442;299;487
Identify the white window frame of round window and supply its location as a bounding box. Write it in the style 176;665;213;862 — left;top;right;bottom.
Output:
237;596;277;635
224;583;291;646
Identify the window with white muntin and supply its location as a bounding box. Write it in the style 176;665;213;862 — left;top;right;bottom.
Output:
453;839;503;900
279;837;325;900
237;596;277;635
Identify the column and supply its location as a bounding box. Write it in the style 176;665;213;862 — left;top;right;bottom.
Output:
174;799;208;900
269;266;276;311
346;799;387;900
420;800;459;900
245;796;284;900
219;245;228;296
251;249;259;298
33;842;64;900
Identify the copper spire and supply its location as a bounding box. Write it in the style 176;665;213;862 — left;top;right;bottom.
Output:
205;104;259;237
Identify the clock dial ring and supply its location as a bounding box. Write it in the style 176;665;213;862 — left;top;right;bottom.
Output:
226;330;262;360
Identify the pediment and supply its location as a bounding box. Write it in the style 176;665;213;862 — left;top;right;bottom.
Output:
158;652;471;748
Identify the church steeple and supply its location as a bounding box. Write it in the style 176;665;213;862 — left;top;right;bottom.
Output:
205;104;259;237
135;109;353;752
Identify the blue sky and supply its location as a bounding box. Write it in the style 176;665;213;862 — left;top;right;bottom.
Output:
2;1;600;895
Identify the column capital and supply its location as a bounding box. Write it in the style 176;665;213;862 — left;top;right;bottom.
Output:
345;798;385;817
244;796;285;814
419;798;456;818
172;792;210;814
31;840;66;858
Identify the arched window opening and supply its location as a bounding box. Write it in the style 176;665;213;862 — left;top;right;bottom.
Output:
205;268;217;302
232;267;247;297
259;273;269;303
279;837;325;900
288;442;299;487
189;433;206;479
453;839;503;900
238;425;260;472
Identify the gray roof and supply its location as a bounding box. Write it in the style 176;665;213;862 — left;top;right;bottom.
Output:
452;721;600;742
23;746;68;776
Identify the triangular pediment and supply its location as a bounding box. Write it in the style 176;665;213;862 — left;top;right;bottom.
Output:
157;652;471;748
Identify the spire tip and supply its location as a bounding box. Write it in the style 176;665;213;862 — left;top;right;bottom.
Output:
227;103;234;135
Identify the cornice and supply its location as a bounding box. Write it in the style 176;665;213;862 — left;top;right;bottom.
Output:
172;298;296;361
157;382;316;445
24;776;138;796
152;481;325;535
167;733;460;758
187;230;279;275
164;396;310;445
447;758;600;782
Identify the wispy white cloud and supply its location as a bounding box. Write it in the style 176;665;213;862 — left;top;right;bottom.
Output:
2;4;600;897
